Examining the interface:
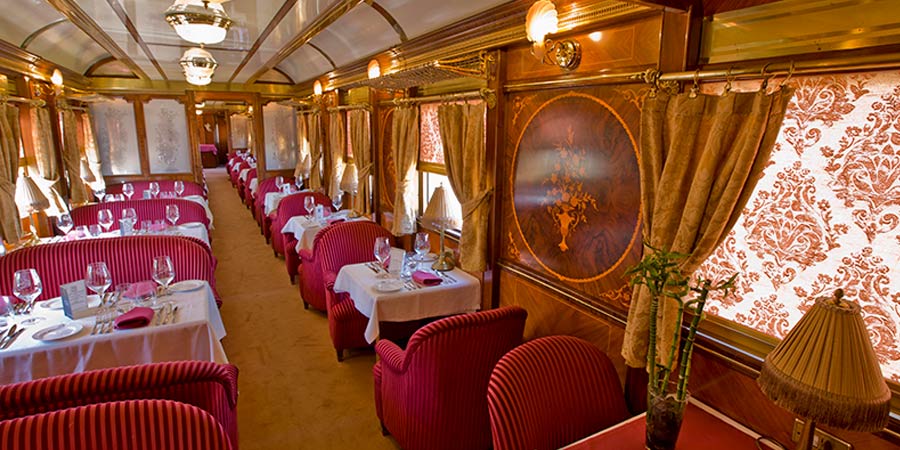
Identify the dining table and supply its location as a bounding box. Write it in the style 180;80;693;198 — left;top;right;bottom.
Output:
40;222;211;248
281;211;366;253
333;248;481;343
0;280;226;384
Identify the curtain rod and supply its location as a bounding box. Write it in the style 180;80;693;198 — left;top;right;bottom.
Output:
504;52;900;92
326;103;370;112
378;88;496;108
1;95;45;107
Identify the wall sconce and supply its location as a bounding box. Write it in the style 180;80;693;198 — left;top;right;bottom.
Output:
313;80;323;96
50;69;64;94
525;0;581;70
367;59;381;79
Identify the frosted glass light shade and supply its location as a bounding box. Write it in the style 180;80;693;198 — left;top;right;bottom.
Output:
165;0;232;45
15;173;50;212
422;185;460;229
340;161;358;193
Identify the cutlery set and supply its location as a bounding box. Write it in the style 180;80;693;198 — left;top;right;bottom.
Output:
153;303;179;326
0;324;25;349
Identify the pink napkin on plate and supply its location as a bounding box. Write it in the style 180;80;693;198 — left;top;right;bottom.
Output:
412;271;442;286
124;281;157;299
114;306;154;329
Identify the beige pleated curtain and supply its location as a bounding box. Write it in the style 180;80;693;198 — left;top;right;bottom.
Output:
326;111;345;198
391;106;419;236
293;111;310;179
348;109;372;214
80;112;104;191
31;107;57;181
0;103;22;242
621;87;794;369
438;103;490;272
307;113;323;190
60;110;90;205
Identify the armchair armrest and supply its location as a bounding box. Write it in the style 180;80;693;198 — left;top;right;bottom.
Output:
375;339;407;373
323;271;338;292
299;249;314;262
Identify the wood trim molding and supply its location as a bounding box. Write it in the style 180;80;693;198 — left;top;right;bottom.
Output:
367;1;408;42
20;18;69;49
227;0;298;84
307;42;337;70
104;0;167;80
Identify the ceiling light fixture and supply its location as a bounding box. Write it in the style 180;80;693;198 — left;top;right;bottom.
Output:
165;0;232;45
181;47;217;86
525;0;581;70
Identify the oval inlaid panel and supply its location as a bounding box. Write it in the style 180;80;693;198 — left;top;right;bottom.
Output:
512;93;641;282
379;108;396;209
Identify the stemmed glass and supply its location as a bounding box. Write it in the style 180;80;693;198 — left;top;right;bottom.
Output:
122;183;134;200
373;236;392;278
295;177;304;191
97;209;114;233
332;191;343;212
57;213;74;236
85;262;112;303
152;256;175;297
149;182;160;198
94;188;105;203
174;180;185;197
414;232;430;261
275;176;284;191
166;204;180;227
13;269;43;325
304;196;315;217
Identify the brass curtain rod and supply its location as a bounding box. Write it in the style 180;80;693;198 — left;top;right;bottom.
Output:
378;88;496;108
1;95;45;107
326;103;370;112
504;51;900;92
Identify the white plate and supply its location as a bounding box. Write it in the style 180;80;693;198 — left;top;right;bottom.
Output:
414;253;438;262
179;222;205;230
375;280;404;293
33;322;84;341
40;296;102;311
168;280;206;293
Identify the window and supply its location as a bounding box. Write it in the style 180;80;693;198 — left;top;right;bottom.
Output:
694;69;900;383
418;102;462;229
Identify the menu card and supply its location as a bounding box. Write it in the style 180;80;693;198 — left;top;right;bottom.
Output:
142;190;152;199
61;280;91;319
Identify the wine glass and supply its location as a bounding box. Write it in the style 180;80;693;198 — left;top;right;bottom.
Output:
295;177;304;190
304;196;315;217
166;204;180;227
57;213;74;235
85;262;112;303
275;176;284;191
149;181;160;198
373;236;392;278
122;208;138;227
13;269;43;325
332;191;343;212
152;256;175;297
174;180;185;197
94;188;105;203
97;209;114;233
122;183;134;200
414;232;430;261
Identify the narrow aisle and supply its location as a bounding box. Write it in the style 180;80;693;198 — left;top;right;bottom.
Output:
204;168;399;450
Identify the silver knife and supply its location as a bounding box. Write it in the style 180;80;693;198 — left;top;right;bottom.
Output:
1;327;26;349
0;324;18;347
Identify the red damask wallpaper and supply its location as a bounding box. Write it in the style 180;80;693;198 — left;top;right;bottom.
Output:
695;70;900;381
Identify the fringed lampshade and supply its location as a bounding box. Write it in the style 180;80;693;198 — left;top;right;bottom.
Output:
421;185;460;271
80;159;96;183
340;161;358;194
758;289;890;450
15;173;50;213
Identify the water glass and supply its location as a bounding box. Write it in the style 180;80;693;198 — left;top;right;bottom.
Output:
57;213;74;235
414;232;430;260
88;224;102;237
75;225;90;239
400;252;417;281
373;237;392;278
166;204;180;227
85;262;112;299
174;180;185;197
141;220;153;234
114;283;134;313
149;181;160;198
13;269;43;325
0;296;13;328
152;255;175;295
304;196;315;216
122;183;134;199
97;209;114;232
122;208;138;226
332;191;343;212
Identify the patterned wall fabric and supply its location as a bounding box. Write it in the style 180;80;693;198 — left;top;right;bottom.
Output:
144;99;191;174
230;114;250;149
263;103;298;171
695;70;900;381
91;99;141;176
419;102;445;165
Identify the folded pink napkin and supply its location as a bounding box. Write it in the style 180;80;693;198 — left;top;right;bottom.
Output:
148;222;168;232
412;271;442;286
124;281;157;299
114;306;154;329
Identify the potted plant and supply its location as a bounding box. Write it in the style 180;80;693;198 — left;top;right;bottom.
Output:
626;244;736;450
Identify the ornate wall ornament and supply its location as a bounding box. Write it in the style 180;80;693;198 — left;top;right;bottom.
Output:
154;105;179;169
542;126;598;252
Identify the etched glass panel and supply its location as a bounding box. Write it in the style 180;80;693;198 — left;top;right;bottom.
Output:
145;99;191;174
91;99;140;175
230;114;251;149
263;103;298;170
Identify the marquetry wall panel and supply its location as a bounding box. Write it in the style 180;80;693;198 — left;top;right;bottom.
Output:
377;106;396;213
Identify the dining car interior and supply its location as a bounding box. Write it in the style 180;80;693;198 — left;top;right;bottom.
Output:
2;0;900;449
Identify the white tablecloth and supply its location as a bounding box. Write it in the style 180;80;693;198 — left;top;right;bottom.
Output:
239;169;250;182
41;222;210;248
333;249;481;343
264;192;287;216
0;282;226;384
281;212;365;253
249;178;258;196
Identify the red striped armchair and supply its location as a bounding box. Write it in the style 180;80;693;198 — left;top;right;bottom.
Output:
230;160;249;187
0;235;220;306
253;176;293;241
0;361;239;448
0;399;232;450
71;198;210;232
106;180;207;199
237;168;256;203
373;306;528;450
486;336;630;450
242;169;258;210
276;191;330;281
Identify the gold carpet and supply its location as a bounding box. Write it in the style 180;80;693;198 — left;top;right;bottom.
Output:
206;168;399;450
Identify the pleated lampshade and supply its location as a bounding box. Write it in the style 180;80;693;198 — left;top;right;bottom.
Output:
422;185;460;229
15;173;50;212
80;159;96;183
757;289;890;432
340;161;358;194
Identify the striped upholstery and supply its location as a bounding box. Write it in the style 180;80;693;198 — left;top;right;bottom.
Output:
242;169;258;209
0;235;220;305
230;161;249;187
373;307;527;450
0;399;232;450
0;361;239;448
71;199;210;232
486;336;630;450
237;168;255;202
276;192;331;278
298;219;378;312
106;180;207;199
253;177;293;240
316;222;393;360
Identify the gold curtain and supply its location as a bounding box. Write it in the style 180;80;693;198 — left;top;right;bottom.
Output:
0;103;22;242
348;109;372;214
31;107;57;181
621;88;795;368
326;111;345;198
293;112;310;178
61;110;89;205
391;106;419;236
307;113;323;190
80;111;105;190
438;103;490;272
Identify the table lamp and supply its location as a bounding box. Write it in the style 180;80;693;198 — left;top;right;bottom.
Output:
421;184;460;271
15;171;50;244
757;289;890;450
340;161;358;195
